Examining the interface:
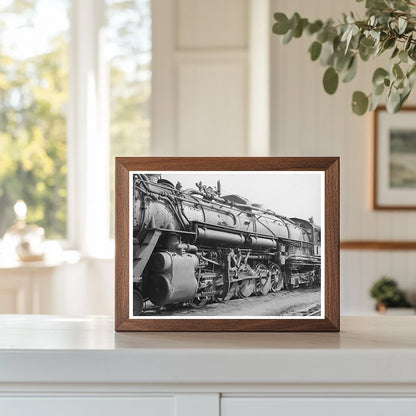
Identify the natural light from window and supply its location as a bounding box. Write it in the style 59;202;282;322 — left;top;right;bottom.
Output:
106;0;151;237
0;0;70;239
0;0;151;244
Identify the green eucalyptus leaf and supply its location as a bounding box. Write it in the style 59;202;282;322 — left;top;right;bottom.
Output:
366;0;388;10
360;37;375;48
271;2;416;115
369;92;383;111
409;45;416;60
282;29;293;44
408;63;416;80
334;52;352;72
323;67;339;94
273;13;290;34
342;56;358;82
293;18;309;37
387;87;401;112
333;35;341;51
405;34;413;50
398;17;407;34
408;70;416;88
383;37;396;50
391;47;399;59
347;12;356;24
399;49;408;63
344;25;359;52
290;12;301;29
359;44;375;61
374;82;385;96
307;20;323;35
341;26;352;42
317;29;328;43
393;63;404;79
309;41;322;61
352;91;369;115
393;0;409;11
320;40;335;66
372;67;389;85
350;32;361;49
409;63;416;74
401;89;411;105
390;21;400;34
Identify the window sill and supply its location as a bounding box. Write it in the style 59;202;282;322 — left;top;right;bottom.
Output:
0;250;81;271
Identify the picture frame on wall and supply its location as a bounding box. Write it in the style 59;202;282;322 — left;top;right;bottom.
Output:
115;157;339;332
374;106;416;210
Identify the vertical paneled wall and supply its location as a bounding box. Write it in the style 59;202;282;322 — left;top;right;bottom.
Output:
271;0;416;313
152;0;416;314
152;0;249;156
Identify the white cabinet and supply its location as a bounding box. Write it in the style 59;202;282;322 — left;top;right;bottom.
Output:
222;398;416;416
0;316;416;416
1;397;175;416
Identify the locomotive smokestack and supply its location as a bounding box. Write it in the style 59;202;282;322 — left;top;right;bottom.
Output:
217;180;221;196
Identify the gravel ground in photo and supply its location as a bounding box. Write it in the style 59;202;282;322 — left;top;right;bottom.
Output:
141;287;321;317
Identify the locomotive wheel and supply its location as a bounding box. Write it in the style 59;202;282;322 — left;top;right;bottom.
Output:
224;282;238;301
238;278;256;298
255;263;272;296
269;263;284;293
189;295;208;309
133;289;144;315
215;272;232;302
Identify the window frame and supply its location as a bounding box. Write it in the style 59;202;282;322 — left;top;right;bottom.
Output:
67;0;111;257
0;0;151;258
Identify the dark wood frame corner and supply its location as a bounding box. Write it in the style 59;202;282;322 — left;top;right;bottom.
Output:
373;105;416;211
115;157;340;332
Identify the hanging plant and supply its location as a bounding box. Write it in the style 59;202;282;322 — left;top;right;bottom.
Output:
272;0;416;115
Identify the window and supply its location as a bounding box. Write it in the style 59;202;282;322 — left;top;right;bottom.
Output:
0;0;151;251
0;0;70;239
106;0;151;237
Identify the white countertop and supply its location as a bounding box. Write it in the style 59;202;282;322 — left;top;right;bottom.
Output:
0;315;415;387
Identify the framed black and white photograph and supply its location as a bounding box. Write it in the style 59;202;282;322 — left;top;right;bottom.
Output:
374;106;416;210
115;157;339;331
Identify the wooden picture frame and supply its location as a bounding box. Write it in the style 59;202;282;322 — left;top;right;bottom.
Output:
373;106;416;210
115;157;339;332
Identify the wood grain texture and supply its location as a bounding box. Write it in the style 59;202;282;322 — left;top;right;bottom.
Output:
115;157;340;332
114;160;130;330
373;106;416;210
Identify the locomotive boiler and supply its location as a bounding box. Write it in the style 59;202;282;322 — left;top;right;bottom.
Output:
132;174;321;315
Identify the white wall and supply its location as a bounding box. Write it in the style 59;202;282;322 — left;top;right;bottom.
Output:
73;0;416;316
271;0;416;313
152;0;271;156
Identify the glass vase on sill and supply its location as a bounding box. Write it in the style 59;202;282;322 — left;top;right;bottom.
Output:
3;200;45;262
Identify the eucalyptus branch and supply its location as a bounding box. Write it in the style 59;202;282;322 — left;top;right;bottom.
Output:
272;0;416;115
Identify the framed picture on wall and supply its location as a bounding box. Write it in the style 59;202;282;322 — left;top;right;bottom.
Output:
374;106;416;209
115;157;339;332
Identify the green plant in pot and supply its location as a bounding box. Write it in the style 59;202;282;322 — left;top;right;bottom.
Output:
272;0;416;115
369;276;411;311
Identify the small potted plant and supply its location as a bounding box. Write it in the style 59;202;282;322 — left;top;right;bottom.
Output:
370;276;413;313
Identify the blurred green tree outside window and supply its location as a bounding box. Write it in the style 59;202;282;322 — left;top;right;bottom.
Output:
0;0;151;241
107;0;151;237
0;0;70;239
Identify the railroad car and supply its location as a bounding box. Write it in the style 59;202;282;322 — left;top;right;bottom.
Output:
132;174;321;315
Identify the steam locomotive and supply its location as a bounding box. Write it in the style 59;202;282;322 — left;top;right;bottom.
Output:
132;173;321;315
